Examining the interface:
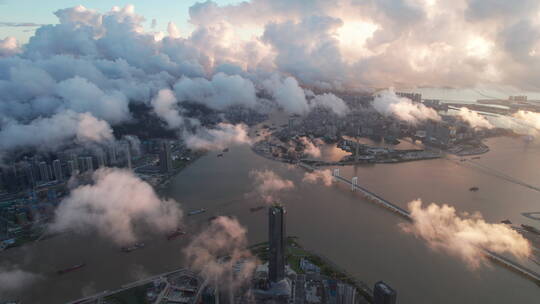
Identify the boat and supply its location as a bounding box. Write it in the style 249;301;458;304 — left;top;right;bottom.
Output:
250;206;265;212
121;242;145;253
166;229;186;240
469;187;479;192
223;148;229;152
188;208;207;216
57;263;86;275
217;153;224;157
501;219;512;225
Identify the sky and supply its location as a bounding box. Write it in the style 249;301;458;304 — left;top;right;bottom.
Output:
0;0;241;42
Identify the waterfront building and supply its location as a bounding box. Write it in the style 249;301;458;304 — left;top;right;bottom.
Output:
160;141;173;173
96;150;106;168
67;160;77;177
268;204;286;283
52;159;63;181
38;161;50;182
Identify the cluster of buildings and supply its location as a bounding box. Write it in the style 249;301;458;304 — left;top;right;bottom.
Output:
0;134;198;251
256;91;504;164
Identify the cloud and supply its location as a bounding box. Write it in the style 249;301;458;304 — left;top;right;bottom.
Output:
183;216;256;288
184;123;251;150
167;21;180;38
5;2;540;162
174;73;257;110
302;169;333;186
0;266;40;296
298;137;322;158
457;107;494;129
250;169;294;203
512;110;540;130
0;110;113;153
55;76;131;124
402;199;532;269
261;74;349;115
262;74;310;114
373;89;441;124
0;36;21;57
151;89;185;129
50;168;183;244
0;22;46;27
310;93;349;116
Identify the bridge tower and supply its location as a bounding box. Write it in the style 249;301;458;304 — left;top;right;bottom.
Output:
351;176;358;191
332;168;340;177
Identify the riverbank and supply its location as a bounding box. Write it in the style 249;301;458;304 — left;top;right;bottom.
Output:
250;236;374;303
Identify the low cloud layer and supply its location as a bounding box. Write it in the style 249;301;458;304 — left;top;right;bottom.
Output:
183;216;256;289
0;267;40;296
151;89;185;129
262;74;350;116
174;73;257;110
299;137;322;158
0;110;113;154
512;110;540;131
402;199;531;269
50;168;183;244
302;169;334;186
458;107;494;129
0;36;20;57
250;169;294;203
184;123;251;150
373;90;441;124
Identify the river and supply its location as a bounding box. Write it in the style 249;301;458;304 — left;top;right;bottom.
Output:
1;136;540;303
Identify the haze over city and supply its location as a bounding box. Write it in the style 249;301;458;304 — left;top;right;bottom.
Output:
1;1;540;303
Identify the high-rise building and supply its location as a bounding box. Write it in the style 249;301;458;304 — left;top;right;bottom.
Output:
125;146;132;170
84;157;94;173
52;159;63;181
96;150;106;168
268;205;286;283
108;144;117;165
160;141;173;173
23;163;35;188
70;153;79;172
38;161;50;182
374;281;396;304
67;160;78;176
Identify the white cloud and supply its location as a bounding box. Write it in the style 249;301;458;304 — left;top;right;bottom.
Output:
373;89;441;124
402;199;532;269
50;168;183;244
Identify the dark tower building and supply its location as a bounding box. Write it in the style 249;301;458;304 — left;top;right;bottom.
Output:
374;281;397;304
268;205;286;283
160;141;173;173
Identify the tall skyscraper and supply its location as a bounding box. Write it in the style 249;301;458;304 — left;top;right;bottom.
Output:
268;204;286;283
374;281;397;304
160;141;173;173
38;161;50;182
70;153;79;172
108;144;117;165
125;145;132;170
52;159;63;181
84;157;94;173
96;150;106;168
67;160;78;177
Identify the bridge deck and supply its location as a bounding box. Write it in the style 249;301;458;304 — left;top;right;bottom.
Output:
298;162;540;285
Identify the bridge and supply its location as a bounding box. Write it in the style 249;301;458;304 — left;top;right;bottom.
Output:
298;162;540;286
